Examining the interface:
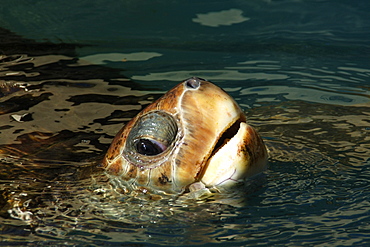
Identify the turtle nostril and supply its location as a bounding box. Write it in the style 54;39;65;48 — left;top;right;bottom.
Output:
184;77;203;89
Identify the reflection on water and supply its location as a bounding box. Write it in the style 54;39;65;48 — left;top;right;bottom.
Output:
192;9;250;27
1;50;369;245
1;0;370;245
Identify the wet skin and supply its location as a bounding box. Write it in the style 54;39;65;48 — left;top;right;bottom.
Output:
103;77;268;195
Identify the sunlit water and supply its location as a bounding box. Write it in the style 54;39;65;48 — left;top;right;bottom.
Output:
0;0;370;246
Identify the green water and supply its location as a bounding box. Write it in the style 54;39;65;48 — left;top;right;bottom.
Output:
0;0;369;246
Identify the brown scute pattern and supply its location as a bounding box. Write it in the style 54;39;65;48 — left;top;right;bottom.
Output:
106;159;123;176
241;125;268;167
103;79;247;194
125;165;138;181
173;81;245;188
158;173;170;185
103;82;187;192
103;128;126;162
174;108;215;185
150;162;174;191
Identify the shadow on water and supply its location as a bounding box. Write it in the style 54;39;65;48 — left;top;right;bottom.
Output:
0;22;370;246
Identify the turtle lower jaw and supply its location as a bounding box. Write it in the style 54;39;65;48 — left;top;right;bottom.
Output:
199;120;268;191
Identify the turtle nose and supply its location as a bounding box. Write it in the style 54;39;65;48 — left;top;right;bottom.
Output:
184;77;204;89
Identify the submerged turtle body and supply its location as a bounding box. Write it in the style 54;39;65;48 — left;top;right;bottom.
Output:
103;77;268;194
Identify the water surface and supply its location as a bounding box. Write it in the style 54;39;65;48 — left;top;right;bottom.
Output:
0;0;369;246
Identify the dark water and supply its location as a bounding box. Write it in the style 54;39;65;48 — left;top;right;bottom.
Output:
0;0;370;246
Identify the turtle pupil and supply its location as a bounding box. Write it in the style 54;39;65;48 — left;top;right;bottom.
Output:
135;139;163;156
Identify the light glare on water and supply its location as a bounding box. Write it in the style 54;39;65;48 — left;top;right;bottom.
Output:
0;0;370;246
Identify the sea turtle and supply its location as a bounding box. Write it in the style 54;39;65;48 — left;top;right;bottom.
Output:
0;77;268;194
0;76;268;231
103;77;268;196
1;76;268;203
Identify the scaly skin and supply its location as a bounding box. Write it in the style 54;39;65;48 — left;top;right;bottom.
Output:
103;77;268;194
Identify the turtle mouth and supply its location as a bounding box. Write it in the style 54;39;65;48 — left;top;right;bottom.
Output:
197;114;268;190
196;115;247;180
212;117;245;156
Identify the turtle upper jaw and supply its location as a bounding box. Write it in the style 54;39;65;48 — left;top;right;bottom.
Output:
198;118;268;191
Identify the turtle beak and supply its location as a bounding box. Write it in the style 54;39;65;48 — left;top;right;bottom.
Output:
167;77;268;192
199;121;268;191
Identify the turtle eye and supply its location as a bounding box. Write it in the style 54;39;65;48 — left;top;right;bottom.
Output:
135;138;166;156
124;111;178;165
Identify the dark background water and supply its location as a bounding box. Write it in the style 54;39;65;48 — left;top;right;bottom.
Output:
0;0;369;246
